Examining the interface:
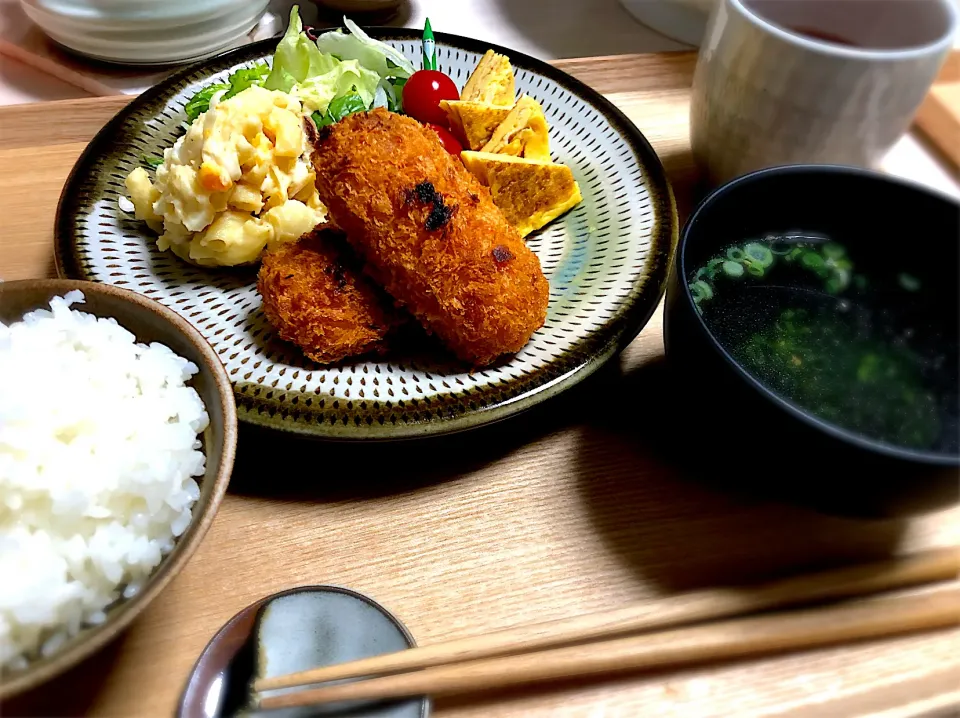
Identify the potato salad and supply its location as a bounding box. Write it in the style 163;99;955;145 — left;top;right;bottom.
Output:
125;85;327;267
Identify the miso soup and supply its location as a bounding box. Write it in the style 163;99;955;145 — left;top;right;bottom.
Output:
689;233;959;453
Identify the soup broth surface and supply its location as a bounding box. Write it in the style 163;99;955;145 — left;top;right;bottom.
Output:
689;233;958;453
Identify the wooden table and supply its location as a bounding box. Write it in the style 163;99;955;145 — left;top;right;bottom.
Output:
2;53;959;718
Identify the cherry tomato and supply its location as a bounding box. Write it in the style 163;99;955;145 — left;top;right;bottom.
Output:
402;70;459;126
426;123;463;155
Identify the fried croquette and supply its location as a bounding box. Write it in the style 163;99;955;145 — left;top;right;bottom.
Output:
257;229;402;364
312;108;549;367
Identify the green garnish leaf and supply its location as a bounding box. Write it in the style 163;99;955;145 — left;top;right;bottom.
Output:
225;63;270;99
181;63;270;124
184;82;229;123
313;91;368;128
329;91;368;119
140;155;163;170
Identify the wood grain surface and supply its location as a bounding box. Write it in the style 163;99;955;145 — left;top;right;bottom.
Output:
915;50;960;169
1;52;959;718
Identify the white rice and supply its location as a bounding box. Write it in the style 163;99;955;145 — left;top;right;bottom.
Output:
0;291;208;672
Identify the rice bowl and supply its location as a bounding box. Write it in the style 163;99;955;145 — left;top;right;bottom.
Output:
0;279;236;697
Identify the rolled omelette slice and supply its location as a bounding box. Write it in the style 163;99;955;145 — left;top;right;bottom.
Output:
461;49;515;106
480;95;552;162
312;109;549;367
460;151;583;238
439;100;512;151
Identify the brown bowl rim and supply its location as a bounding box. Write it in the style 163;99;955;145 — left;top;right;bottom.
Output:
0;279;238;699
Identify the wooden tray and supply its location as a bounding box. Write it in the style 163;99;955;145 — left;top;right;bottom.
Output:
1;52;958;718
916;50;960;168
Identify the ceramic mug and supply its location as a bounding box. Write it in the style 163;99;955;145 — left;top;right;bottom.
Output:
690;0;958;185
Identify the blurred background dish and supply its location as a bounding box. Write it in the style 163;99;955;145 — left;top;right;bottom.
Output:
618;0;715;46
18;0;271;64
311;0;403;12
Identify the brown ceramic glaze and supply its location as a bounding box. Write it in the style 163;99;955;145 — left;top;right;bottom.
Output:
0;279;238;699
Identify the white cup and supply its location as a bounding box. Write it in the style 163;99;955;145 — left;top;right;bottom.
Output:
690;0;958;185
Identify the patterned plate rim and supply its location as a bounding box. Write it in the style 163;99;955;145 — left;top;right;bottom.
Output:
55;28;679;441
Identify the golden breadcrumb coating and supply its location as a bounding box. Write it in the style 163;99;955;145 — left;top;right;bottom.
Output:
312;108;549;367
257;228;403;364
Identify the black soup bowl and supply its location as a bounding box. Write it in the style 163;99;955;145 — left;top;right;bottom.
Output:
664;166;959;518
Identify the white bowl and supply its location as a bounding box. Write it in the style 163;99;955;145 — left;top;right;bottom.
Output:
619;0;714;46
20;0;270;65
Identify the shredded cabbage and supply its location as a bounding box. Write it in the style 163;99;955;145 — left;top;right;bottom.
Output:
295;58;380;114
314;18;415;79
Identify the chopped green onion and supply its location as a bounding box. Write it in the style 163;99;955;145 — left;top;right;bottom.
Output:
857;353;881;382
801;252;825;270
722;260;744;278
704;257;723;279
822;242;846;260
825;275;844;294
770;242;793;256
832;267;851;290
726;247;745;262
746;263;765;277
744;242;774;267
898;273;921;292
690;280;713;302
786;247;805;262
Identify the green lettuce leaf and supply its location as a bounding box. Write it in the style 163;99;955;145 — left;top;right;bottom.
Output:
314;18;414;79
225;63;270;98
264;6;335;92
295;59;379;114
385;76;406;112
181;63;270;124
312;92;368;128
184;83;228;123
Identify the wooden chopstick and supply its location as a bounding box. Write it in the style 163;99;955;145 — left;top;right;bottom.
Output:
255;546;959;692
259;585;960;710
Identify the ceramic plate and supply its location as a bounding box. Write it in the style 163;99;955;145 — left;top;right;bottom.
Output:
56;29;678;439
